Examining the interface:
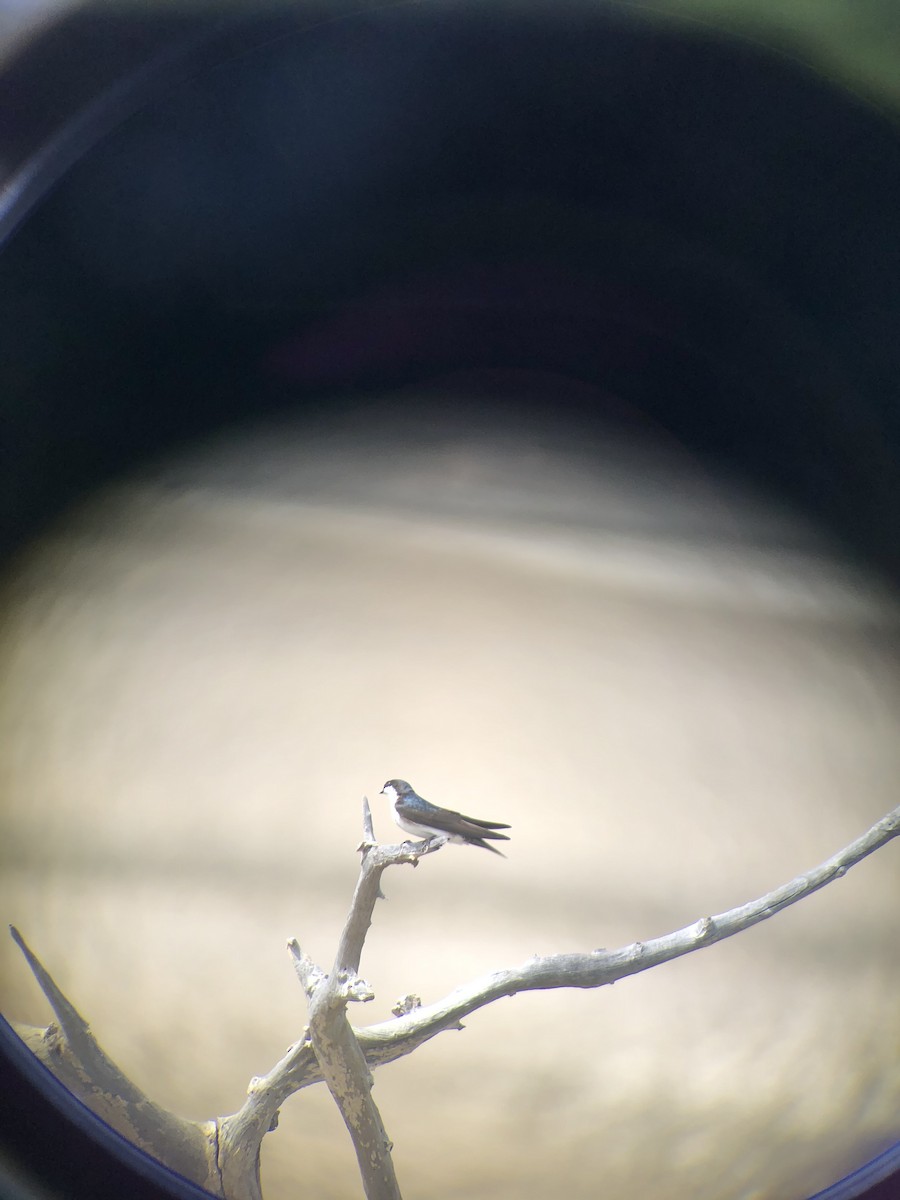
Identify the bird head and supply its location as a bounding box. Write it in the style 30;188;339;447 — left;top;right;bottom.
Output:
381;779;411;801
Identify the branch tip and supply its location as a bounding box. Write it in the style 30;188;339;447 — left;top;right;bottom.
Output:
361;795;376;844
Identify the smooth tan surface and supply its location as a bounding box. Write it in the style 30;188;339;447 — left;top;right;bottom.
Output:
2;396;899;1199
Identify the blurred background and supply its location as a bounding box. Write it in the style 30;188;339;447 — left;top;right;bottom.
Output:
2;3;900;1200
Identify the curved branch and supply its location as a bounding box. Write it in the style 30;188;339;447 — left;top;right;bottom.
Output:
355;802;900;1054
234;800;900;1096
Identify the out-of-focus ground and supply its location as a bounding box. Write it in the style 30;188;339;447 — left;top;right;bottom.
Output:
2;392;900;1200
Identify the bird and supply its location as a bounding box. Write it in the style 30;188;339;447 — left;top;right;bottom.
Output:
380;779;511;856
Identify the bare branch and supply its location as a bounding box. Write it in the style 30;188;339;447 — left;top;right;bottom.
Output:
239;802;900;1099
306;981;399;1200
282;835;446;1200
359;796;389;900
10;924;102;1071
9;926;222;1195
12;803;900;1200
361;795;376;845
216;1034;314;1200
353;802;900;1054
335;834;443;977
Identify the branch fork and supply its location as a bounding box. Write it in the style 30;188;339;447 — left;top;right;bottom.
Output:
8;797;900;1200
284;797;450;1200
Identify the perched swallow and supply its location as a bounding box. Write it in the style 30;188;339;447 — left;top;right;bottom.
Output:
380;779;511;856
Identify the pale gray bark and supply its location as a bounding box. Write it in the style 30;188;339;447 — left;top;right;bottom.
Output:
9;801;900;1200
9;926;221;1194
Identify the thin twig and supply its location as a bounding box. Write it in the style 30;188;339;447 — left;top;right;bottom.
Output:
361;795;376;845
